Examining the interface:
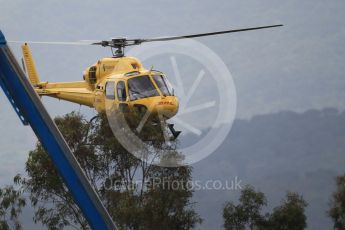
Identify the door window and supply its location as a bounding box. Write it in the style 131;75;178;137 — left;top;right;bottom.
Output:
105;82;115;100
116;81;127;101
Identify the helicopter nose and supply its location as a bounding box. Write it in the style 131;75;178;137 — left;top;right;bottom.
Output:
155;96;179;119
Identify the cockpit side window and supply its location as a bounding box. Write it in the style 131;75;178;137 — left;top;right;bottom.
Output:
153;75;173;96
105;81;115;100
116;81;127;102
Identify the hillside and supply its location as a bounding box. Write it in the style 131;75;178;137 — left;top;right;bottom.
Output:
192;108;345;229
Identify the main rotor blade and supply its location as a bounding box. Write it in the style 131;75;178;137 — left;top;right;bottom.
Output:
7;24;283;49
8;41;92;45
138;24;283;43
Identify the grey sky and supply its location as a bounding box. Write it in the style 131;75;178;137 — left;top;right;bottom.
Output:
0;0;344;228
1;0;344;118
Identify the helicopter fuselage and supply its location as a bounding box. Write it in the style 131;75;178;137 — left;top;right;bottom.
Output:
22;43;179;121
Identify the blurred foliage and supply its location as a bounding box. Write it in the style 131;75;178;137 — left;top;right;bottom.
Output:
223;186;307;230
0;185;26;230
269;192;308;230
16;111;201;229
329;174;345;230
223;186;267;230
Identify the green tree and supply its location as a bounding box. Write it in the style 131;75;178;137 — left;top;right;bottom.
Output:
329;174;345;230
140;166;200;229
18;112;93;229
0;185;26;230
223;186;308;230
223;185;267;230
17;112;201;229
269;192;307;230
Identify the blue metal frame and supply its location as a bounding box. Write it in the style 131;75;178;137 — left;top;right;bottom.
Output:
0;30;116;230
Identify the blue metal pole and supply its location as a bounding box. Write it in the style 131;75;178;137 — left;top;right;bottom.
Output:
0;30;117;230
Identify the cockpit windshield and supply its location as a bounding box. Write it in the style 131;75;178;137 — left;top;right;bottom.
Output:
153;75;174;96
128;75;159;100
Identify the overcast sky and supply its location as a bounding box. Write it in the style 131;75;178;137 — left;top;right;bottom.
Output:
1;0;344;177
0;1;344;228
1;0;344;117
1;0;344;179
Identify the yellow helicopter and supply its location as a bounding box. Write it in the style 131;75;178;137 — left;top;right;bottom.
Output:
19;24;282;138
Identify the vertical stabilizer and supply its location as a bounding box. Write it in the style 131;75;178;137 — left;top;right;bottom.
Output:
21;43;40;85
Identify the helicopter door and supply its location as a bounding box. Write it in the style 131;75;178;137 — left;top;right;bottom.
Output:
116;81;129;112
